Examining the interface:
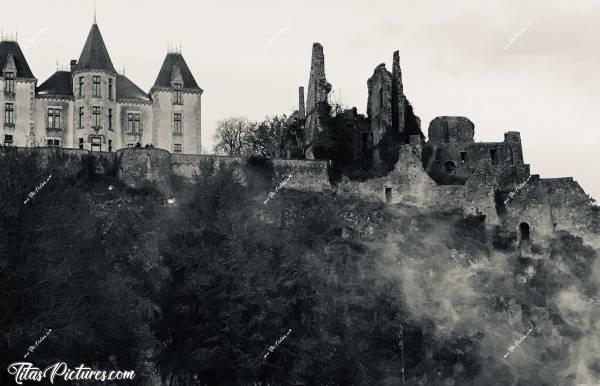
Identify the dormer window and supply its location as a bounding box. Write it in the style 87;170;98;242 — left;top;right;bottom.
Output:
173;82;183;105
4;72;15;93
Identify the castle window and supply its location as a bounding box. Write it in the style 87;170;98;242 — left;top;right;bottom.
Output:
173;143;182;153
460;151;467;163
91;136;102;152
108;108;113;130
92;106;101;128
79;77;84;97
4;72;15;93
78;107;84;128
174;113;183;135
490;148;498;165
108;139;112;152
127;112;141;134
385;187;392;203
47;108;61;129
445;161;456;174
93;76;101;97
47;139;60;148
4;103;14;125
4;134;13;146
79;138;84;149
174;82;183;105
108;78;113;100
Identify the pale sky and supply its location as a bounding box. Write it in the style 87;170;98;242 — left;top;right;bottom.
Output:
3;0;599;198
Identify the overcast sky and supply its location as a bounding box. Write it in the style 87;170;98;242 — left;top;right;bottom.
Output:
3;0;599;198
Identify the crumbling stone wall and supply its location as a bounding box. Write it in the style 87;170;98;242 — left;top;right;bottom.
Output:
423;116;526;185
337;143;437;207
502;176;597;244
170;153;245;180
117;148;172;193
304;43;331;160
428;116;475;144
272;159;331;193
365;51;421;173
367;63;394;169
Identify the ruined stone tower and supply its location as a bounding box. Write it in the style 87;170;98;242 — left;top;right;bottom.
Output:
298;86;305;118
391;51;406;138
367;63;393;168
366;50;419;169
304;43;331;159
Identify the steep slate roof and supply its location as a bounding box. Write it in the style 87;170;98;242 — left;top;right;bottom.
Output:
76;23;116;73
0;41;35;79
117;74;151;102
37;71;73;97
152;53;202;91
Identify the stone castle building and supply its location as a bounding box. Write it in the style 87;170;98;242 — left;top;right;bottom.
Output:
0;21;202;153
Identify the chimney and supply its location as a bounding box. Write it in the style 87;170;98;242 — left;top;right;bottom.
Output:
70;59;77;72
299;86;305;118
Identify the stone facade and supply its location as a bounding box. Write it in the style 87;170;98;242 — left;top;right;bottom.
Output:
0;21;202;154
304;43;331;160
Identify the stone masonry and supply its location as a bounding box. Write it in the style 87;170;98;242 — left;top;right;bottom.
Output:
304;43;331;160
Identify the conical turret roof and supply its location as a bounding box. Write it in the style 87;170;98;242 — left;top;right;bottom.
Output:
76;23;116;73
151;52;201;92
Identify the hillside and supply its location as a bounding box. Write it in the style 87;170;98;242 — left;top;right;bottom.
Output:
1;148;599;386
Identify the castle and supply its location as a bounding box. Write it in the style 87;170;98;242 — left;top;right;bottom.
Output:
0;20;202;154
0;22;596;247
294;43;596;245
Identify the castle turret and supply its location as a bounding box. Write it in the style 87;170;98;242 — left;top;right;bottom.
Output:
150;51;203;154
72;21;118;152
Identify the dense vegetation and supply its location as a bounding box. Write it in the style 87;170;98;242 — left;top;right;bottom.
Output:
1;148;599;386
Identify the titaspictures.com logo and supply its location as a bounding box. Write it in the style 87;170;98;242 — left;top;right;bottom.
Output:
7;362;135;384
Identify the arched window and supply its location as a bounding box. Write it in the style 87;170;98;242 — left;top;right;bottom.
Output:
445;161;456;174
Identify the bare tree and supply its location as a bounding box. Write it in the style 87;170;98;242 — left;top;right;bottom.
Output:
213;117;254;156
